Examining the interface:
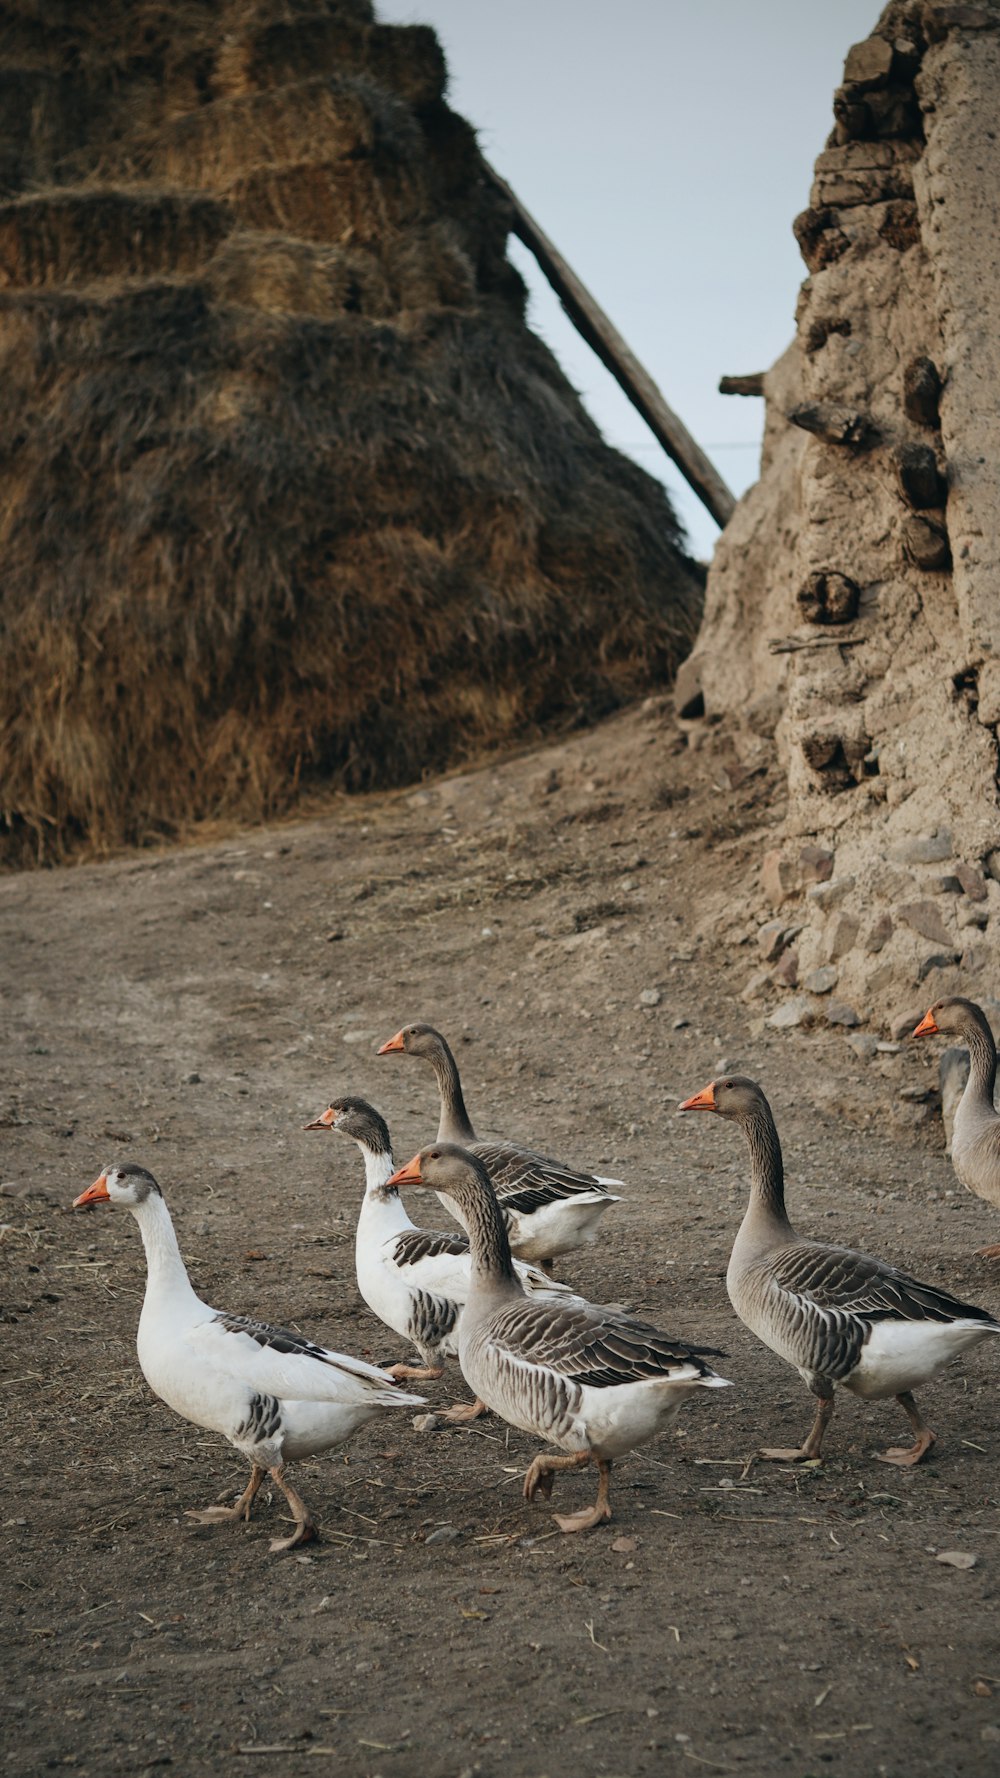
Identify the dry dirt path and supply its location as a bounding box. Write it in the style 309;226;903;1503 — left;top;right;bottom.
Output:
3;701;999;1777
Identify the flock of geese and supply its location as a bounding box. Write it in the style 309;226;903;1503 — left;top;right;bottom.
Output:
72;998;1000;1553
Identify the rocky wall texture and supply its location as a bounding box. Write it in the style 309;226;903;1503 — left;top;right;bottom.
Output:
681;0;1000;1044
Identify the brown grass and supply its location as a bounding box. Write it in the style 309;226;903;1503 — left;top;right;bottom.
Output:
0;0;703;866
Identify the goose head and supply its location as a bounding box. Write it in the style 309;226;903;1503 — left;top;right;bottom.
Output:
304;1096;392;1156
913;997;988;1040
678;1075;770;1121
387;1142;489;1205
73;1163;162;1210
377;1022;447;1061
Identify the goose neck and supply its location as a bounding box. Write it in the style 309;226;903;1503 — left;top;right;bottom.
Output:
739;1105;792;1237
132;1194;200;1309
453;1179;520;1297
360;1142;398;1200
959;1007;997;1107
429;1040;477;1144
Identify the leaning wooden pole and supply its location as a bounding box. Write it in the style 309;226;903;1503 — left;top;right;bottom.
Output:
485;162;736;532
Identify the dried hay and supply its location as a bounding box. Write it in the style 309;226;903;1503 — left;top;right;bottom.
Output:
0;188;231;287
0;0;702;866
151;76;420;191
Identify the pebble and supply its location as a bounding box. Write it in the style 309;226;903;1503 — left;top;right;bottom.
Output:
639;988;662;1007
847;1033;880;1060
824;1001;860;1027
673;1016;690;1030
425;1525;460;1545
183;1071;201;1085
767;996;815;1030
804;966;839;994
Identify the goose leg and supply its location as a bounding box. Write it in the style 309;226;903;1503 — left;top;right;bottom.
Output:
760;1386;834;1462
185;1462;265;1526
438;1396;488;1423
554;1458;613;1534
267;1466;319;1553
386;1362;445;1381
523;1448;591;1503
876;1391;936;1467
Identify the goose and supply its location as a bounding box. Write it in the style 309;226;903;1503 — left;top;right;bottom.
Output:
376;1022;622;1267
385;1143;731;1532
72;1164;425;1551
304;1096;585;1424
913;998;1000;1258
679;1076;1000;1465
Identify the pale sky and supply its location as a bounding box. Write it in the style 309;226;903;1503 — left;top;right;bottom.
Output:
375;0;878;558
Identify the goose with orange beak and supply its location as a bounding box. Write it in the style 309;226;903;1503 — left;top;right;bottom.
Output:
376;1022;622;1270
913;998;1000;1257
304;1096;584;1422
384;1143;730;1532
679;1075;1000;1465
72;1163;425;1551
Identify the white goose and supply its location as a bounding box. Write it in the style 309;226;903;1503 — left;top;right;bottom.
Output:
913;997;1000;1257
679;1076;1000;1465
305;1096;584;1423
73;1164;425;1551
386;1143;731;1533
377;1021;622;1268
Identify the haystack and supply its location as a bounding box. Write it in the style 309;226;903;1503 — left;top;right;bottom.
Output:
0;0;703;864
679;0;1000;1046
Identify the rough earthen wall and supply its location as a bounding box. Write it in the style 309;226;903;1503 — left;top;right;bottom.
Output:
683;0;1000;1042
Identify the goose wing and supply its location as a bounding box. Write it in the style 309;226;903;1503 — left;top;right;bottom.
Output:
189;1311;420;1404
486;1298;725;1388
771;1241;999;1327
473;1142;620;1212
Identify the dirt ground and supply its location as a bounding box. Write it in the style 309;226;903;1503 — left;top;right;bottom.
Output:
4;697;1000;1778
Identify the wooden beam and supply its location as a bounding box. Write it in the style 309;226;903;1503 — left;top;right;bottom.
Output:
485;162;736;531
719;373;766;396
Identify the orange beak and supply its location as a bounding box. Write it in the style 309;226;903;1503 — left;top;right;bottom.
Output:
73;1172;111;1209
377;1030;406;1055
912;1010;939;1038
304;1107;337;1131
678;1082;718;1113
386;1152;424;1188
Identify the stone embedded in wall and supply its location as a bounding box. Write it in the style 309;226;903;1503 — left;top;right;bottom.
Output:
808;876;856;912
955;862;987;900
792;206;850;273
828;912;860;959
891;830;953;864
879;199;922;249
865;912;894;952
787;402;876;447
894;442;945;508
902;354;942;427
800;726;870;790
896;899;955;946
843;36;895;89
796;571;860;624
799;844;835;883
761;849;799;907
901;513;951;569
805;964;839;993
